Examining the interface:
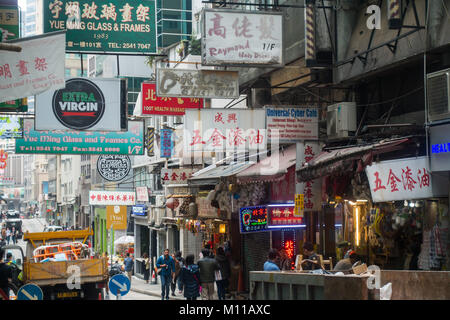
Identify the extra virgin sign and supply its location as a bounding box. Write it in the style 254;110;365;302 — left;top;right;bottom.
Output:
35;77;127;131
97;155;131;181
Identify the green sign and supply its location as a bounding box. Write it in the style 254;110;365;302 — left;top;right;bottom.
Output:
16;119;144;155
43;0;157;53
0;97;28;112
0;5;19;41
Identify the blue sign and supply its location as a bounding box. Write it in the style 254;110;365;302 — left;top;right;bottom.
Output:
160;129;173;158
109;274;130;297
17;283;44;300
239;205;268;234
132;204;147;216
431;143;450;154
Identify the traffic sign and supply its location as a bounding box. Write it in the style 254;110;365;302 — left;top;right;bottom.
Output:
109;274;130;297
17;283;43;300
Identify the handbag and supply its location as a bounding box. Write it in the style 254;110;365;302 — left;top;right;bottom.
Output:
214;270;222;281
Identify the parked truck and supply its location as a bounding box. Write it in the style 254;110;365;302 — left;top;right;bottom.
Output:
18;229;109;300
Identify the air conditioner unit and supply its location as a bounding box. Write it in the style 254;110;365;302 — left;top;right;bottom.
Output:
155;195;165;207
327;102;357;138
427;68;450;122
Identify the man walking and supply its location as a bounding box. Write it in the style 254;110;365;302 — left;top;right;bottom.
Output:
197;248;220;300
123;253;134;284
156;249;175;300
5;228;10;245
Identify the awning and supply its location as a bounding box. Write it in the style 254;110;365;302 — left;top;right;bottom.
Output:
297;138;410;182
188;161;255;186
236;144;297;184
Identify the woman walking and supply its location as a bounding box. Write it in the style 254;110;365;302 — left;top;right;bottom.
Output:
179;254;200;300
142;253;150;284
215;246;231;300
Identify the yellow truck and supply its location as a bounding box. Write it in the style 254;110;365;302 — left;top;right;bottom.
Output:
20;229;109;300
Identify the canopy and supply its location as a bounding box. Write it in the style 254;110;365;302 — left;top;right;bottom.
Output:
188;161;254;186
114;236;135;245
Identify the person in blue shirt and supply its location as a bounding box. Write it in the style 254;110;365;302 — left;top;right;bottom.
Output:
264;249;281;271
156;249;175;300
123;253;134;284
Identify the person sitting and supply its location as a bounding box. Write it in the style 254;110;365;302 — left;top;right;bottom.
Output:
333;251;360;272
263;249;280;271
300;242;321;270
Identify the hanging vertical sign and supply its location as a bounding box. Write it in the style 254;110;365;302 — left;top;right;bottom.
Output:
296;141;321;211
294;193;304;218
106;205;127;230
146;127;154;156
160;129;173;158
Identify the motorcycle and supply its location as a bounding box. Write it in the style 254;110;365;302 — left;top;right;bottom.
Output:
109;262;124;277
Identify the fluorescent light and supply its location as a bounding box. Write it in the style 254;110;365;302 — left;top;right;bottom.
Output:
356;199;368;203
268;225;306;228
355;206;360;247
267;204;295;207
349;201;356;206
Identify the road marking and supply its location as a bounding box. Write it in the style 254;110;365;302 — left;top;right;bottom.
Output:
111;279;128;292
22;289;38;300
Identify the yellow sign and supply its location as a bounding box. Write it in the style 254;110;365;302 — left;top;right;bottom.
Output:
106;205;127;230
294;194;304;217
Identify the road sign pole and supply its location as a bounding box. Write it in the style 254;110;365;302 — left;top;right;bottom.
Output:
117;289;121;300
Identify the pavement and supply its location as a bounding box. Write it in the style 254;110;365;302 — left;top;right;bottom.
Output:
130;276;185;300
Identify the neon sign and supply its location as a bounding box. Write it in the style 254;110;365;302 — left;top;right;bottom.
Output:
268;204;304;228
239;205;268;233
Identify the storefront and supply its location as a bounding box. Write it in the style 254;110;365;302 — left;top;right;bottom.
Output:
132;204;149;279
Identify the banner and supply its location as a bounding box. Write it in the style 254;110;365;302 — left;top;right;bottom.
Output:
202;9;283;66
0;116;22;139
266;107;319;142
90;190;135;206
0;32;65;103
141;82;203;116
106;205;127;229
35;77;127;131
365;156;448;202
156;68;239;99
184;109;266;152
16;119;144;155
160;129;172;158
43;0;157;54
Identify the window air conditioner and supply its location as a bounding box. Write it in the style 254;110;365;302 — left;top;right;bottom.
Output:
427;68;450;122
326;102;357;138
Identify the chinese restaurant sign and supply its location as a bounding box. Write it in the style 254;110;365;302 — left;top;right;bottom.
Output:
135;186;149;202
239;205;268;233
0;116;22;139
106;205;127;229
43;0;157;53
141;82;203;116
90;190;135;206
184;109;266;152
266;107;319;142
161;168;194;185
16;119;144;155
160;129;173;158
267;205;304;228
202;9;283;66
0;5;19;41
0;32;65;103
365;156;448;202
156;68;239;99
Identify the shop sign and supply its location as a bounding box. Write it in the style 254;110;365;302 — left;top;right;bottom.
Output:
160;129;173;158
141;82;203;116
430;123;450;171
197;197;219;219
266;107;319;142
0;97;27;113
239;205;268;233
365;156;448;202
106;205;127;229
0;176;14;185
0;116;22;139
202;9;283;67
267;204;304;228
135;186;149;202
96;155;131;181
43;0;157;54
161;168;194;185
16;119;144;155
0;5;19;41
0;32;65;104
132;204;147;216
294;194;304;218
89;190;135;206
184;109;266;152
156;68;239;99
35;77;127;131
295;142;322;211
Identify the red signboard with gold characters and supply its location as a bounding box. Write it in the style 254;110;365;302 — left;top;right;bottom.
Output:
268;204;304;228
141;82;203;115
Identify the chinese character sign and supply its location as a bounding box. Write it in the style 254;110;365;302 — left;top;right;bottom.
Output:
239;205;268;233
184;109;266;152
89;190;135;206
0;32;65;104
0;5;19;42
294;194;304;218
202;10;283;66
266;107;319;142
295;142;321;211
160;129;173;158
43;0;157;53
141;82;203;116
365;156;439;202
156;69;239;99
161;168;194;185
135;186;148;202
268;205;304;227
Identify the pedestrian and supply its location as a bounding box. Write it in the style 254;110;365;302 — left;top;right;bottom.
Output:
13;228;19;245
156;249;175;300
171;251;183;296
264;249;281;271
0;247;13;300
123;253;134;284
5;228;10;245
215;246;231;300
197;248;220;300
11;227;15;245
175;251;185;294
142;253;150;284
179;254;200;300
279;248;292;271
